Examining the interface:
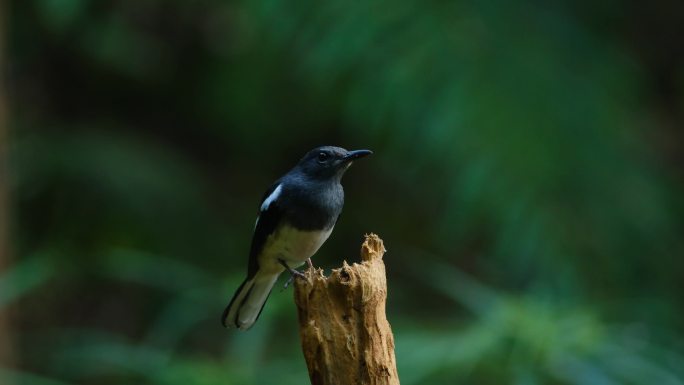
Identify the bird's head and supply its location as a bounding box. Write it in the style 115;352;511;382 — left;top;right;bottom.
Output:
297;146;372;180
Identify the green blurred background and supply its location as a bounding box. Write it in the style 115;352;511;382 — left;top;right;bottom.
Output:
1;0;683;384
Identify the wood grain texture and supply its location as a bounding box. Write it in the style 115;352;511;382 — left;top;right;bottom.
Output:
294;234;399;385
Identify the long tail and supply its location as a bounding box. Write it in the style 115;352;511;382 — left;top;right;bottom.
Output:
221;271;279;330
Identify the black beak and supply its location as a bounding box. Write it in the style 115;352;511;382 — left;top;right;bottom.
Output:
343;149;373;161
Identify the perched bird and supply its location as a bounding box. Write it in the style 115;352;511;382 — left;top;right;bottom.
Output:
222;146;373;330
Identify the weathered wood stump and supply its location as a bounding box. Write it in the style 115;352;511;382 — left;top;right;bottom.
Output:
293;234;399;385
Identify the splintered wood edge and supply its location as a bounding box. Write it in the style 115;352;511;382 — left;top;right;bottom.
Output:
360;233;386;262
302;266;326;280
299;234;386;282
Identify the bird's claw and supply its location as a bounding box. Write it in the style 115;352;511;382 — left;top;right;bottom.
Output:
282;269;306;290
279;259;307;290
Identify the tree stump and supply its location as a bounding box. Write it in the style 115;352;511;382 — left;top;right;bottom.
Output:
293;234;399;385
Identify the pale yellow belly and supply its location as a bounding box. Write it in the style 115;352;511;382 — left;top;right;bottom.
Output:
257;224;333;275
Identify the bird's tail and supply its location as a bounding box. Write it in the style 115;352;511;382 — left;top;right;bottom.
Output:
221;272;279;330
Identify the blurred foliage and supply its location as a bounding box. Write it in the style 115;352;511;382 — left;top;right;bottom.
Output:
3;0;684;384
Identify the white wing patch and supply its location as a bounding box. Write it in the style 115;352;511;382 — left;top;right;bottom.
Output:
255;184;282;229
261;184;282;211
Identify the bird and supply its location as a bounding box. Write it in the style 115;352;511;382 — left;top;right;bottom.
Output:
221;146;373;330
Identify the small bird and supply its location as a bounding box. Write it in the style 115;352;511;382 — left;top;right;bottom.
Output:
222;146;373;330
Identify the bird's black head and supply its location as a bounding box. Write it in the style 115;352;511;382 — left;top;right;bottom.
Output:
297;146;372;180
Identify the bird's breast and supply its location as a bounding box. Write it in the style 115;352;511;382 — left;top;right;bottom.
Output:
258;224;333;273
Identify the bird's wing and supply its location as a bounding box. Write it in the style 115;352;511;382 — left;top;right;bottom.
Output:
247;182;284;278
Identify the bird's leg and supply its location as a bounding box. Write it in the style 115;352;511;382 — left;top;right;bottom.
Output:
279;259;306;290
278;259;306;278
306;258;314;269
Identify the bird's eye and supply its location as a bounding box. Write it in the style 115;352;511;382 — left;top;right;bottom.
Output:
317;152;329;162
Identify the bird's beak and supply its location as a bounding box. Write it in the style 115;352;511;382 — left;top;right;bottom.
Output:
343;149;373;161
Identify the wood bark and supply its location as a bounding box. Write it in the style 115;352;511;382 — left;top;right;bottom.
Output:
294;234;399;385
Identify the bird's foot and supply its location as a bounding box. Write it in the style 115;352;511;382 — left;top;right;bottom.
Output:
279;259;307;290
282;275;296;290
